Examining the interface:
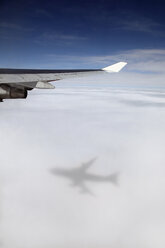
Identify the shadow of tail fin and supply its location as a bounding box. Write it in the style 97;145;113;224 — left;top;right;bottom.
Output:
107;173;119;186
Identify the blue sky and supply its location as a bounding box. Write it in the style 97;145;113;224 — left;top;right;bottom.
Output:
0;0;165;68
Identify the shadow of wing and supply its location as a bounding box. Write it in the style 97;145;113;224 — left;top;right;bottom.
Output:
78;183;94;196
80;157;97;171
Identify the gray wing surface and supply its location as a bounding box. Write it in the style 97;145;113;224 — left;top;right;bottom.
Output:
0;62;127;101
0;69;102;89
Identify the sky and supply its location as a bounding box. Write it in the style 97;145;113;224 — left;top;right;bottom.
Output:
0;0;165;68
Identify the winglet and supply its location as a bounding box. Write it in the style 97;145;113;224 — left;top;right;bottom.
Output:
102;62;127;73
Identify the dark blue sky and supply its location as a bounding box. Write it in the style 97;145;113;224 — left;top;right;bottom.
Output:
0;0;165;68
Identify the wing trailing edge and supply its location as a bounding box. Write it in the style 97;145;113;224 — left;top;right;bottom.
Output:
35;81;55;89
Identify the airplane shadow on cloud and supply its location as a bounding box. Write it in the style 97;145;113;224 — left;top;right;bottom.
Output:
50;158;119;196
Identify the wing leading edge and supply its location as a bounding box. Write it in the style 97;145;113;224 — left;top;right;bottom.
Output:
0;61;127;101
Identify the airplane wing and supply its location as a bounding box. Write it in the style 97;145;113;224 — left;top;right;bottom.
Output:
0;62;127;101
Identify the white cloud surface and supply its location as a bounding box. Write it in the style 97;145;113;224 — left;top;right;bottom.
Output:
1;51;165;248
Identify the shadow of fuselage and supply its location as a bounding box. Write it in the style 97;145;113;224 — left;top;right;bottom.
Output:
50;158;119;195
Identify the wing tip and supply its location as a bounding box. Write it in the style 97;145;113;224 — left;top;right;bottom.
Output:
102;61;127;73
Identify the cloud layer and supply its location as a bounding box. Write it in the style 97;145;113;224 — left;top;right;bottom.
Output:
1;62;165;247
0;49;165;248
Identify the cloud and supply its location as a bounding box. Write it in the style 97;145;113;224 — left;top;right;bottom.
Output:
43;33;87;41
1;82;165;247
116;13;164;37
36;9;53;19
46;49;165;74
78;7;165;37
34;32;87;46
86;49;165;74
0;22;33;32
116;15;165;36
0;22;22;30
1;49;165;247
